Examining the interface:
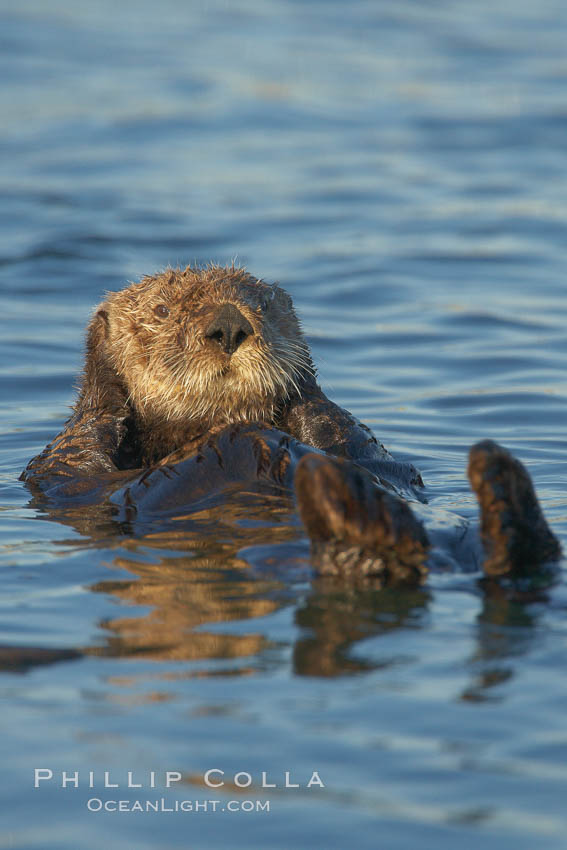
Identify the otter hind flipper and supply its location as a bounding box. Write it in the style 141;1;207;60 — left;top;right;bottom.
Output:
294;453;429;584
468;440;562;577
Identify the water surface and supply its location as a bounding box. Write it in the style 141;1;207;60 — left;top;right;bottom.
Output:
2;2;567;848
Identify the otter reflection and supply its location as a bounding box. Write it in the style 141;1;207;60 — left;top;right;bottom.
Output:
90;547;288;665
460;579;551;703
293;582;431;677
8;479;553;691
12;533;544;692
92;547;432;677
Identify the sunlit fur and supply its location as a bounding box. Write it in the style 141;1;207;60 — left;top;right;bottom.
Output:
92;264;315;437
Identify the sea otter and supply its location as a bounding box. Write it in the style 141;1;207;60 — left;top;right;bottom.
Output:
21;264;561;583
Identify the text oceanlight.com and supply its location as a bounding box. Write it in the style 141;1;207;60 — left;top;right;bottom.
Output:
86;798;270;813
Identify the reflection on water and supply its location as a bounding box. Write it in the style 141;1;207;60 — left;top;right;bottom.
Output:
461;579;551;703
91;547;285;665
293;583;431;677
94;553;433;677
3;0;567;847
1;495;550;708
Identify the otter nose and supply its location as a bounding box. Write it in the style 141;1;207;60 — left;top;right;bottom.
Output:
205;304;254;355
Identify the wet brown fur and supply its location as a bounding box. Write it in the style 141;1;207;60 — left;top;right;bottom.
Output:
23;265;319;475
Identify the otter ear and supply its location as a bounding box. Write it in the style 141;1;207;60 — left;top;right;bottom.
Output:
272;285;293;310
85;309;109;367
80;308;127;413
93;308;109;333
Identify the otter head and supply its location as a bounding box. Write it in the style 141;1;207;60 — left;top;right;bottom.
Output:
82;265;314;434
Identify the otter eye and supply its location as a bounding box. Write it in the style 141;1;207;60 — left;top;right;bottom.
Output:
154;304;169;318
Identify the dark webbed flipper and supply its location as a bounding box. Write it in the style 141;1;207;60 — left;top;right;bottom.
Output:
295;453;429;584
468;440;562;577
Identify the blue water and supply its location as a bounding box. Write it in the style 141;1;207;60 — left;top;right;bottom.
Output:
2;1;567;848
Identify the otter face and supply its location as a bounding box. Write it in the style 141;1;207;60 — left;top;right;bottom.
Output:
99;265;314;427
